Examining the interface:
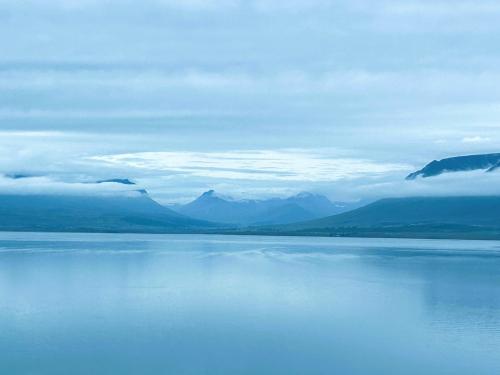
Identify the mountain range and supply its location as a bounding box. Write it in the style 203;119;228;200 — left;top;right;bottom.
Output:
3;151;500;240
171;190;363;226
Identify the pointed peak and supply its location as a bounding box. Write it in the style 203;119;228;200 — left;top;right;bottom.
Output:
196;190;236;202
290;192;325;200
197;190;222;201
294;191;316;198
202;189;216;197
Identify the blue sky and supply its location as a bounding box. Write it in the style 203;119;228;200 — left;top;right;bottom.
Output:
1;0;500;202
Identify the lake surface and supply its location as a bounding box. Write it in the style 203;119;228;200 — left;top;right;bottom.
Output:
0;233;499;374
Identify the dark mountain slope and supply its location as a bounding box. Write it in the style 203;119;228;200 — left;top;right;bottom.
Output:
0;193;217;233
295;196;500;228
406;153;500;179
96;178;136;185
241;196;500;240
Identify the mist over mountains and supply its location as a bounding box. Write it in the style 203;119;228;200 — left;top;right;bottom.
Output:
407;153;500;180
270;196;500;239
1;151;500;239
171;190;363;226
0;176;215;233
0;193;215;233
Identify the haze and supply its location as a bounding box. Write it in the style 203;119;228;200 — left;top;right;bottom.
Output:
1;0;499;203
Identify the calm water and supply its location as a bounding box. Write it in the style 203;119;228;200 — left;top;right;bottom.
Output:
0;233;499;374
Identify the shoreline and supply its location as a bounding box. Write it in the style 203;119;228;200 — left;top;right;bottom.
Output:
1;228;500;242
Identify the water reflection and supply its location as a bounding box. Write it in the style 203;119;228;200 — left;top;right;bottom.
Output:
0;233;499;375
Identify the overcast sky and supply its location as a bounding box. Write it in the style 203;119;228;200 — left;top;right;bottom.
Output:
1;0;500;202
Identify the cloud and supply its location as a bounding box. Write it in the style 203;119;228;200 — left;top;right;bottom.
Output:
0;108;236;120
0;0;238;11
0;68;255;91
461;136;491;144
1;130;498;203
3;67;500;130
0;175;142;196
1;0;500;204
251;0;334;12
0;0;332;12
0;130;151;180
0;130;66;137
5;0;499;16
3;67;500;95
88;150;410;182
381;1;500;16
348;169;500;200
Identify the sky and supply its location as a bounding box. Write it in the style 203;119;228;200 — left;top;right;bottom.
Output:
1;0;500;203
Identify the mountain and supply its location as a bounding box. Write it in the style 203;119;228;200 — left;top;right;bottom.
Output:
406;153;500;179
95;178;148;195
5;173;38;179
5;174;137;186
255;196;500;240
171;190;363;226
0;193;218;233
96;178;136;185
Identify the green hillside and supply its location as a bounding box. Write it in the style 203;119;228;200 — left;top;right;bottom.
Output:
0;194;217;233
243;196;500;240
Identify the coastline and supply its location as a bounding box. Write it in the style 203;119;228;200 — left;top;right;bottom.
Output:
1;226;500;241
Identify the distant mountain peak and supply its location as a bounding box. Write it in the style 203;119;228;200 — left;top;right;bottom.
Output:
293;191;317;199
172;190;361;226
95;178;149;196
198;190;219;200
406;153;500;180
97;178;136;185
201;189;216;197
197;190;238;201
5;173;39;179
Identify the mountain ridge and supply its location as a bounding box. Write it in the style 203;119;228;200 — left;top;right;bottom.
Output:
406;153;500;179
0;192;219;233
172;190;363;226
235;196;500;240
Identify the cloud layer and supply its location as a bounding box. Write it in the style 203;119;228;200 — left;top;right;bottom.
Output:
0;175;142;196
89;150;410;182
0;0;499;201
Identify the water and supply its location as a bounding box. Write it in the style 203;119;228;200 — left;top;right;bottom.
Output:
0;233;499;375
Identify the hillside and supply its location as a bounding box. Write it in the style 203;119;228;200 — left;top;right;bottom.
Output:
406;153;500;179
247;196;500;240
0;193;217;233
